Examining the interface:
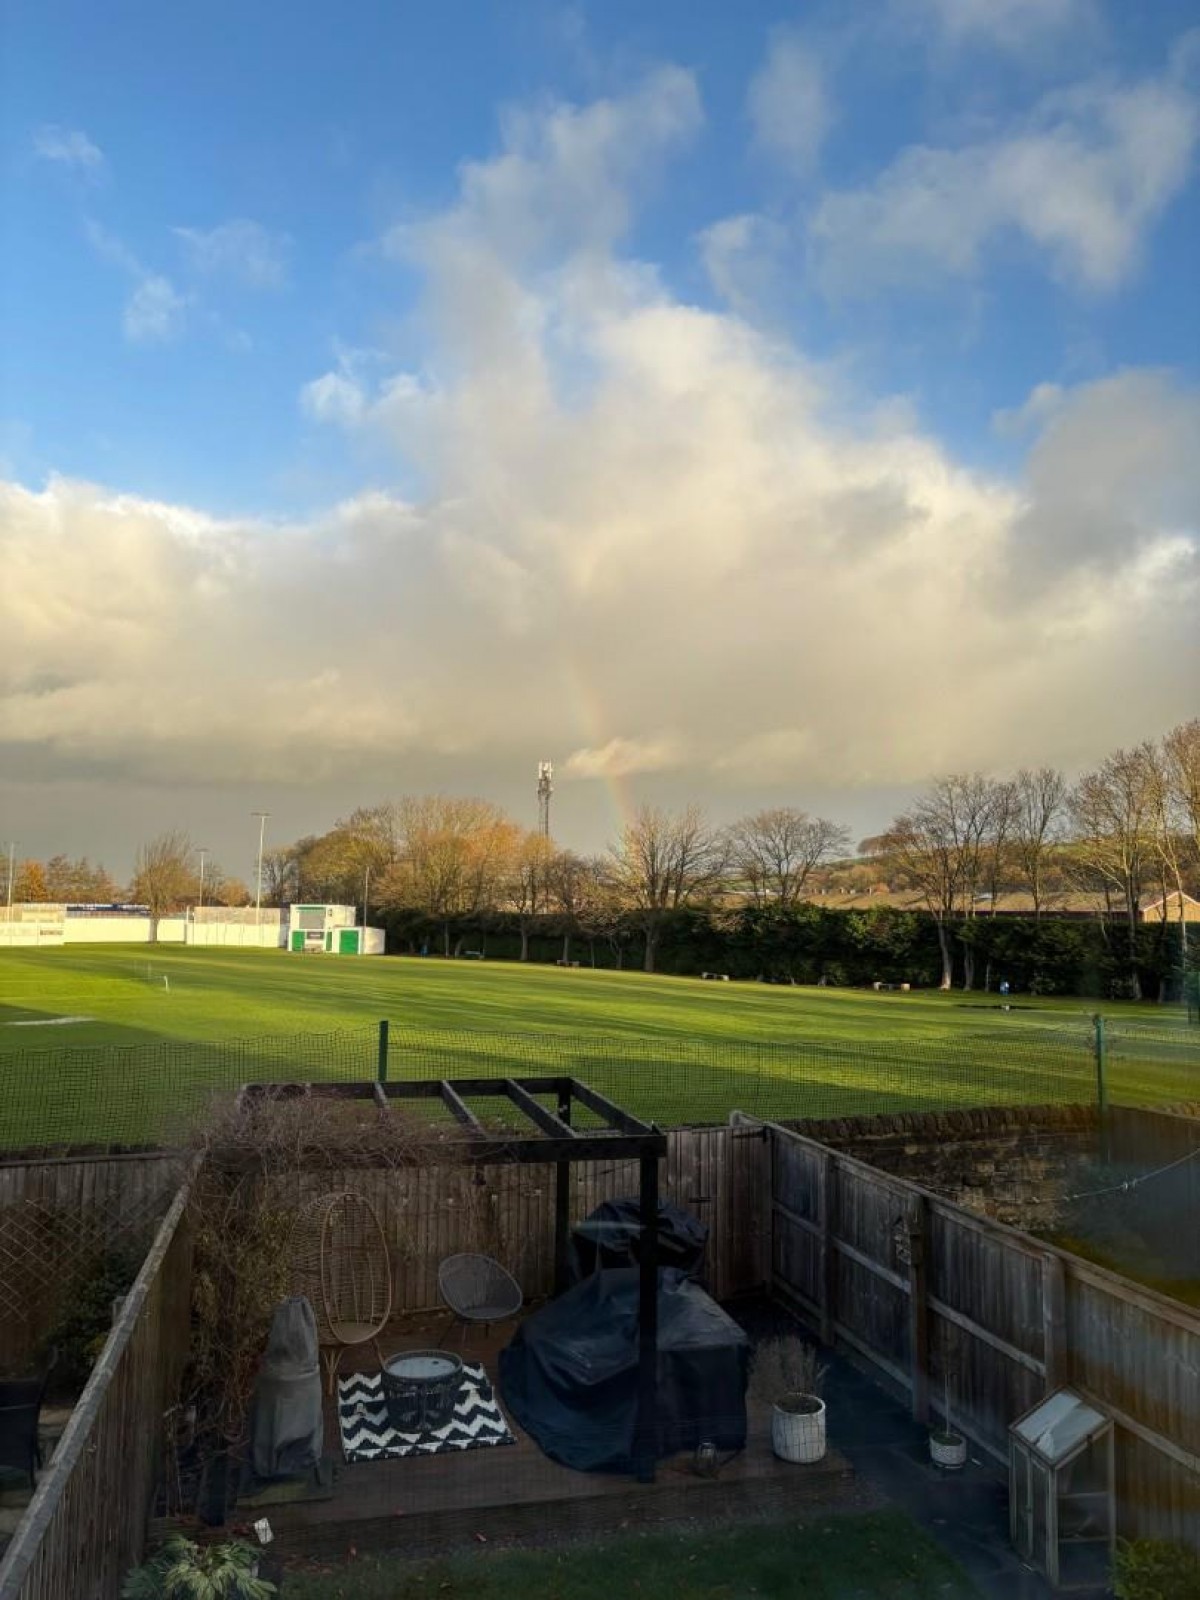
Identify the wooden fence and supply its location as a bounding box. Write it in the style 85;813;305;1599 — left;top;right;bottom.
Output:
262;1123;770;1308
768;1120;1200;1550
0;1174;195;1600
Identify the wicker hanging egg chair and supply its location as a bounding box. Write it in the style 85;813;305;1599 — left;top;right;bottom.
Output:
290;1190;393;1393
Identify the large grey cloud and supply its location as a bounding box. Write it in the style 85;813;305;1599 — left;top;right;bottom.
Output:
3;68;1197;860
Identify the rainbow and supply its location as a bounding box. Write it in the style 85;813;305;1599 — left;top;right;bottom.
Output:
562;657;640;836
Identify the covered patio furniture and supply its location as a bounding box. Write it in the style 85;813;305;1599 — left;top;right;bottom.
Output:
570;1198;708;1283
290;1192;393;1393
251;1296;324;1479
0;1347;57;1488
499;1268;748;1475
438;1253;523;1345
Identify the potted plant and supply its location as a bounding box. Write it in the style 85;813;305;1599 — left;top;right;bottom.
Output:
929;1325;967;1469
749;1335;828;1463
122;1535;276;1600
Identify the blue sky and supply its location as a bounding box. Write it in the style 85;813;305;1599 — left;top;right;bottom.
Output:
2;0;1198;875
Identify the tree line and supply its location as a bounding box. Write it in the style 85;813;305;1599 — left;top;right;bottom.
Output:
6;720;1197;999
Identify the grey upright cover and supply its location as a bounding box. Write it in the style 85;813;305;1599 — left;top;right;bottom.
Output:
251;1295;324;1478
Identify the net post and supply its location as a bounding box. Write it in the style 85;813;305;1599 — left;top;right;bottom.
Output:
377;1019;390;1084
1092;1013;1108;1162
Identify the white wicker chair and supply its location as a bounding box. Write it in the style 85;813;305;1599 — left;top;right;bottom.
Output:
291;1191;393;1393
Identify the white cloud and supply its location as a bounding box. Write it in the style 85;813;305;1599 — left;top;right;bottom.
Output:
300;371;367;427
4;72;1197;806
905;0;1099;52
811;71;1198;293
174;220;290;288
84;222;188;344
122;274;187;343
565;738;685;779
32;125;105;174
748;32;831;176
698;213;789;316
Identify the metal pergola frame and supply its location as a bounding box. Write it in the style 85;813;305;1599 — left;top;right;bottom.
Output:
237;1075;668;1481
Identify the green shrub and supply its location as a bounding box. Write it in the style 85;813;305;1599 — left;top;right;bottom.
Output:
42;1248;140;1389
1113;1538;1200;1600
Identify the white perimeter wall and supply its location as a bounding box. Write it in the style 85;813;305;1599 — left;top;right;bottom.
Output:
185;921;285;948
0;923;64;947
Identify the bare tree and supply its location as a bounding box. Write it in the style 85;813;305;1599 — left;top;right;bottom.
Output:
1143;724;1200;982
130;830;196;939
260;845;301;904
1011;767;1067;920
726;808;850;910
1162;719;1200;864
545;849;599;964
876;774;1007;990
1070;746;1158;998
508;831;555;961
607;805;727;972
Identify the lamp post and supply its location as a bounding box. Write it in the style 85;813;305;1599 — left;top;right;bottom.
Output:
252;813;269;925
197;849;208;911
363;864;370;953
4;842;14;916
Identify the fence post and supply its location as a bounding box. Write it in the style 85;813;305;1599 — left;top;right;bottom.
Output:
906;1194;930;1426
819;1151;837;1348
1092;1013;1109;1162
1041;1252;1068;1392
377;1019;390;1084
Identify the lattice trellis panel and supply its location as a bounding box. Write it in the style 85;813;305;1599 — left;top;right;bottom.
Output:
0;1156;184;1371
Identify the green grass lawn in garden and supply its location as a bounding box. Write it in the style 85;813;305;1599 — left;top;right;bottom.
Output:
0;945;1195;1146
282;1511;981;1600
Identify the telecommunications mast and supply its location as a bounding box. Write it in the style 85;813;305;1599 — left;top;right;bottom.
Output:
537;760;554;839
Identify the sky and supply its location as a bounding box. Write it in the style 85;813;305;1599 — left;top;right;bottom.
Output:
2;0;1199;884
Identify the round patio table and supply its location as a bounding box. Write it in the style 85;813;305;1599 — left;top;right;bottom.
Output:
381;1350;464;1432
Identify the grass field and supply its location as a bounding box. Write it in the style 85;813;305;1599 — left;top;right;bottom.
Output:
0;945;1196;1147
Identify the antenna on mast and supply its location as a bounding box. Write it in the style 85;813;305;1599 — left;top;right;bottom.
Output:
537;761;554;839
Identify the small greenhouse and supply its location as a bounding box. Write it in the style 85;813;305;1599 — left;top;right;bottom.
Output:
1009;1388;1114;1590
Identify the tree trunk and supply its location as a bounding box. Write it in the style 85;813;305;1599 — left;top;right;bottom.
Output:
519;926;530;961
561;930;572;962
443;922;451;957
961;940;975;992
643;928;657;973
935;920;953;990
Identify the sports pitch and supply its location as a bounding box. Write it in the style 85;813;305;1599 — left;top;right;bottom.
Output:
0;945;1196;1150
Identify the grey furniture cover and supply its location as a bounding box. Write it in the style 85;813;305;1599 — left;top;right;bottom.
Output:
499;1268;748;1474
251;1295;323;1479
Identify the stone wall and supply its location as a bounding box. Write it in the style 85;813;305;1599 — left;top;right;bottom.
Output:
782;1103;1099;1231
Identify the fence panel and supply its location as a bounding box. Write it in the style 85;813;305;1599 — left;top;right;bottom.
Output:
766;1120;1200;1553
0;1177;194;1600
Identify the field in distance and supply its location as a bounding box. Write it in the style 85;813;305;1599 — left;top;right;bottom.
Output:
0;942;1190;1056
0;946;1195;1147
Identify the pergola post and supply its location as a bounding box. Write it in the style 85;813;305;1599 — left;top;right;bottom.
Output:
633;1148;659;1484
554;1085;572;1295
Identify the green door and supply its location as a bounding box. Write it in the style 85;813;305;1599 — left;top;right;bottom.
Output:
290;930;305;951
338;928;359;954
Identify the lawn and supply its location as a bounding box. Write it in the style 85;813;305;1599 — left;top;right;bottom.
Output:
282;1511;981;1600
0;946;1195;1147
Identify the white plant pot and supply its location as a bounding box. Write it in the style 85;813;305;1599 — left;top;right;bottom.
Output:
771;1395;826;1463
929;1431;967;1469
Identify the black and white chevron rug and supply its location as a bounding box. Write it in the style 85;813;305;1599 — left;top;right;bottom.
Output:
337;1363;516;1463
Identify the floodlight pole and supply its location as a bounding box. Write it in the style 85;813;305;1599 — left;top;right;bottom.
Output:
197;849;208;911
253;812;269;925
5;842;13;914
362;865;370;953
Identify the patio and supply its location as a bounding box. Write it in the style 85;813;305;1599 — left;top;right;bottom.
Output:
186;1310;856;1562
